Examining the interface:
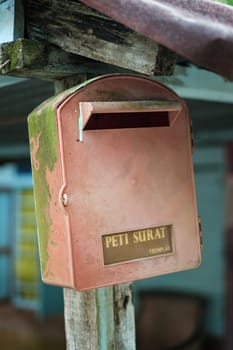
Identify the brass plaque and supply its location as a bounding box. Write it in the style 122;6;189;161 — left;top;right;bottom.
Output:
102;225;173;265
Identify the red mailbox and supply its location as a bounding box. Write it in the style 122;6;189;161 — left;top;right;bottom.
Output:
28;75;202;290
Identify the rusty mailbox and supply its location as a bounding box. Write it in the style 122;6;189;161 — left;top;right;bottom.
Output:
28;75;202;291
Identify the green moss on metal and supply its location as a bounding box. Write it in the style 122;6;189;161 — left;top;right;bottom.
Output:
28;105;58;274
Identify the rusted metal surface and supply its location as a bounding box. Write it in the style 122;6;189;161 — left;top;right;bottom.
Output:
80;0;233;80
28;74;201;291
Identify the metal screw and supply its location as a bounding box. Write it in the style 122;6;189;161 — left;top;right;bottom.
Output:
62;193;68;207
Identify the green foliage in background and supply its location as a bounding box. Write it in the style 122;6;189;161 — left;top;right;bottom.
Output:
214;0;233;5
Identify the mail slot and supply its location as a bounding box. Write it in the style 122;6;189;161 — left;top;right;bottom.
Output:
28;74;201;290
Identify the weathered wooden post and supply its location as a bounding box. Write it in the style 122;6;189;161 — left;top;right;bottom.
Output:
0;1;177;349
64;282;135;349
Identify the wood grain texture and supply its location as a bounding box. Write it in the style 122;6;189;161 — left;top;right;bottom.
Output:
64;285;136;350
25;0;176;75
114;283;135;350
64;288;99;350
0;38;131;80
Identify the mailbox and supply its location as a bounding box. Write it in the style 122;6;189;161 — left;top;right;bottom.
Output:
28;74;202;291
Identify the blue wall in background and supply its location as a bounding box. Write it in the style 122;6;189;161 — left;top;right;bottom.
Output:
0;165;17;301
133;147;225;335
0;165;63;318
0;192;12;299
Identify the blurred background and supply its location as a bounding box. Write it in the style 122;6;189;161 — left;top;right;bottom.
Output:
0;63;233;349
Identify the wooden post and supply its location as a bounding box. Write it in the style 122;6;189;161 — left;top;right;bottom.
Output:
114;283;135;349
63;283;135;350
55;76;136;350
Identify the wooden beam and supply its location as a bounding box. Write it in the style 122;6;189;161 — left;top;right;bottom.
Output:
0;0;24;44
25;0;176;76
0;38;132;80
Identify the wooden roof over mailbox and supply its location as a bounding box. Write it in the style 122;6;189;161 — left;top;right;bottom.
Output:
1;0;233;80
79;0;233;80
0;0;177;80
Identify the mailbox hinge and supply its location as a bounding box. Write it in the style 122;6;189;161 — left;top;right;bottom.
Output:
190;120;194;153
198;216;203;249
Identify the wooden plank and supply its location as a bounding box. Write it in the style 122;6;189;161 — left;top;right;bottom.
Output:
56;76;135;350
25;0;176;76
64;288;99;349
0;0;24;44
0;38;132;80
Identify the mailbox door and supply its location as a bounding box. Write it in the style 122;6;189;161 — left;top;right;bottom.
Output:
55;75;201;290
